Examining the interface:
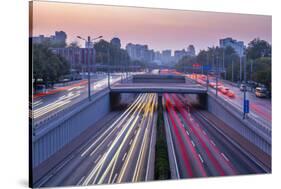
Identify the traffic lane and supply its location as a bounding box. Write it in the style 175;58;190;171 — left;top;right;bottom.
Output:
164;94;206;178
33;76;121;123
131;94;156;182
33;76;107;109
40;93;145;186
191;110;266;174
171;94;237;176
218;80;272;121
83;94;149;185
100;94;156;184
207;80;271;125
35;111;124;187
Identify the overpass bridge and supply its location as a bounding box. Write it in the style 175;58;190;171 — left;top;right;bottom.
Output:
110;74;207;94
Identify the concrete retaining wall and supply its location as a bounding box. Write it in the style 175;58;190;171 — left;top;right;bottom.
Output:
32;89;111;168
207;93;271;155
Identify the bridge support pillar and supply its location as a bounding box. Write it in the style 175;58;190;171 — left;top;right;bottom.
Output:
110;92;121;110
197;93;208;109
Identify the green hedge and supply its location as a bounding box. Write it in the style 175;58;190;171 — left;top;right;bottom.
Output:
154;100;170;180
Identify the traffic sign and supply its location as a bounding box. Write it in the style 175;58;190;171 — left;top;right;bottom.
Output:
192;63;201;67
203;65;211;71
244;99;250;113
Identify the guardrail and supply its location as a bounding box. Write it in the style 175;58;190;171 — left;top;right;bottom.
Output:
32;79;121;128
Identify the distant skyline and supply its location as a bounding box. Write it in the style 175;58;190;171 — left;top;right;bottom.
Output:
31;1;271;53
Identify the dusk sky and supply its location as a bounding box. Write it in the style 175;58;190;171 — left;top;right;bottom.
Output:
31;1;271;54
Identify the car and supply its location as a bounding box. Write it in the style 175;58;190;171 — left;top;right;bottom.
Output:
209;82;216;88
227;90;235;98
220;87;229;94
255;87;268;98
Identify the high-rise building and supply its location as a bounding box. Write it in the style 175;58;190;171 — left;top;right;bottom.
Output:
187;44;196;56
161;49;173;64
174;49;187;61
110;37;121;49
33;31;67;47
126;43;153;62
51;47;96;71
219;37;245;57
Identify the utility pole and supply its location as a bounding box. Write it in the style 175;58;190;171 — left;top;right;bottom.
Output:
87;47;91;101
243;55;247;119
216;55;218;97
206;53;209;91
77;35;102;101
239;48;242;83
231;59;234;82
222;47;225;79
107;48;110;89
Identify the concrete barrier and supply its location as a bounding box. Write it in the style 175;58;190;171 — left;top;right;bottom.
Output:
207;93;271;155
32;89;111;168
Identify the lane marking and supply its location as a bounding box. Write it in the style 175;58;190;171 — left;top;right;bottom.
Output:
122;152;127;162
107;140;113;148
112;173;118;183
198;154;204;163
221;153;229;162
210;140;216;146
94;154;102;163
186;130;190;136
191;140;195;147
76;176;85;185
202;130;207;135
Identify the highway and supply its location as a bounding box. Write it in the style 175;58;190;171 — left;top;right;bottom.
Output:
188;74;271;129
163;93;266;178
32;74;122;125
34;93;157;187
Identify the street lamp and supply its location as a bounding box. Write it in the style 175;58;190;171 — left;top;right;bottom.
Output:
77;35;103;101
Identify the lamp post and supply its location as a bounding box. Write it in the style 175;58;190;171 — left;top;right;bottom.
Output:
206;52;209;91
243;55;247;119
77;35;102;101
215;55;219;97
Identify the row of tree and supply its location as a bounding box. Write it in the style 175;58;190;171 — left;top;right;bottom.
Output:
175;38;272;90
33;42;70;89
32;38;148;90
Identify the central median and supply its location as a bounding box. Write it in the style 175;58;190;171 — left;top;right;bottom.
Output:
154;95;171;180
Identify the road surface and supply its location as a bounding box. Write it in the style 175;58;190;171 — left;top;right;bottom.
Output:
163;93;266;178
34;93;157;187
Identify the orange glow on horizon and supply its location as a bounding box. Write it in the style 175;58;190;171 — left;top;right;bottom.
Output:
31;1;271;52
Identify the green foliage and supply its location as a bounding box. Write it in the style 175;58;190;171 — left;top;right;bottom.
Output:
95;39;130;66
175;55;197;72
68;41;80;48
94;39;147;71
155;101;170;180
249;57;271;90
33;43;70;88
246;38;271;60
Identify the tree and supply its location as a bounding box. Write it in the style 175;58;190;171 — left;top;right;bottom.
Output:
33;43;70;89
68;41;80;48
175;55;197;72
248;57;271;90
246;38;271;60
94;39;131;71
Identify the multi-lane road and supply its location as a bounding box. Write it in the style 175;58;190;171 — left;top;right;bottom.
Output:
188;74;271;129
32;74;122;125
163;93;266;178
35;93;157;187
